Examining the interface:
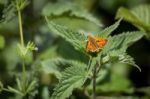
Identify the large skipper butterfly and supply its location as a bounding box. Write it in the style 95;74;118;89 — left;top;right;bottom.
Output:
86;35;107;53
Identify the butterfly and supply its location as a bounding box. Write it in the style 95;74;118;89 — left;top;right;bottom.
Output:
86;35;107;53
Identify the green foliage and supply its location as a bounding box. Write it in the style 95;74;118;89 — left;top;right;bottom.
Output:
42;1;103;33
96;19;121;38
0;81;3;92
0;35;5;49
0;0;148;98
46;20;87;52
1;4;16;22
18;41;37;58
11;0;29;11
7;78;37;96
41;58;72;79
46;19;144;98
116;4;150;40
103;31;144;55
95;70;133;93
42;1;102;26
102;31;144;71
119;54;141;71
51;64;87;99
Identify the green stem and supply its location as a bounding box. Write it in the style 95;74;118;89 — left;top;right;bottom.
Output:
18;10;24;47
18;9;26;94
92;64;96;99
87;56;92;70
22;60;26;83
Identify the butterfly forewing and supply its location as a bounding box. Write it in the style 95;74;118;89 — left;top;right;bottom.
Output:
86;35;107;53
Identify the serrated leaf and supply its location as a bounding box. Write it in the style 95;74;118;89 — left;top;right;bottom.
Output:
103;31;144;55
51;64;87;99
119;54;141;72
96;19;121;38
46;19;87;52
42;1;102;26
95;72;133;93
116;5;150;39
41;58;72;79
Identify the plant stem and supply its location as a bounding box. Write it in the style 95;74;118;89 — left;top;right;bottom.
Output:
18;9;26;93
18;10;24;47
92;64;96;99
22;60;26;83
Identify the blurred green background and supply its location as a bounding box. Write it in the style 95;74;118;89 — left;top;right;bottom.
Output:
0;0;150;99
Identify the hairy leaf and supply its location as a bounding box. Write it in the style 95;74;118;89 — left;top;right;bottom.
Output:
51;64;87;99
42;1;102;26
119;54;141;72
103;31;144;55
116;5;150;39
41;58;72;79
97;19;121;38
46;19;87;52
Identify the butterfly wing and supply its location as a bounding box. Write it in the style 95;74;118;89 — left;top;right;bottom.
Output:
96;38;107;48
86;36;100;52
86;36;107;53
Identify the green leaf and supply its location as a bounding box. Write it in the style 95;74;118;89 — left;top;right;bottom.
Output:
0;81;3;92
0;35;5;49
119;54;141;72
26;80;37;94
42;1;102;26
102;31;143;71
97;19;121;38
16;78;22;91
95;71;133;93
2;3;16;22
51;64;87;99
88;64;133;94
46;19;87;52
103;31;144;55
41;58;72;79
116;5;150;39
7;86;23;96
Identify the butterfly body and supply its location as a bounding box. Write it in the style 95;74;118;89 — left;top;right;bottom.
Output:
86;35;107;53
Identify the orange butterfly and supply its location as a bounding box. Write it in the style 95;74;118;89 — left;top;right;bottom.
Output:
86;35;107;53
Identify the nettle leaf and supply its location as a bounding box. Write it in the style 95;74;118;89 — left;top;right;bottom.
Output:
102;31;144;71
51;64;87;99
116;5;150;39
96;19;121;38
41;58;66;79
41;58;73;79
119;54;141;71
46;19;87;52
42;1;102;26
103;31;144;55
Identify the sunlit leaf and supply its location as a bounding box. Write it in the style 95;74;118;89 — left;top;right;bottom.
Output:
51;64;87;99
116;5;150;39
42;1;102;26
46;19;87;52
103;31;144;55
97;19;121;38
